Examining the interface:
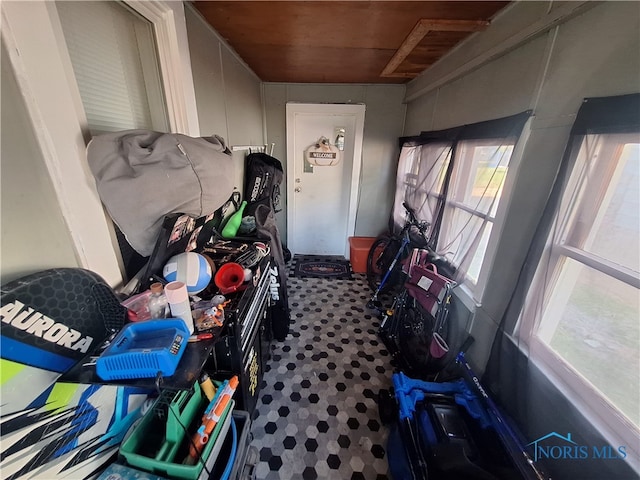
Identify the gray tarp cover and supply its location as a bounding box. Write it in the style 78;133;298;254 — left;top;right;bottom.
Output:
87;130;234;256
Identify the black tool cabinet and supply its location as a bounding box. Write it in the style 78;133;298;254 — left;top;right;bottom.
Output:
58;256;273;480
206;254;272;416
60;254;273;409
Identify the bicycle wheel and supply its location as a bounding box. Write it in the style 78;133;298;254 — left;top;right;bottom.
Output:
399;298;451;379
366;236;390;292
366;235;404;293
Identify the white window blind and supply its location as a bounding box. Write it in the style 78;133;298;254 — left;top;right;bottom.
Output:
56;1;168;135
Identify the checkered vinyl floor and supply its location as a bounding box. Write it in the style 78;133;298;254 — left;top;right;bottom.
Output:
249;272;394;480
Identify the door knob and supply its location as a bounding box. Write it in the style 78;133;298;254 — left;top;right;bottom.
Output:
295;187;301;193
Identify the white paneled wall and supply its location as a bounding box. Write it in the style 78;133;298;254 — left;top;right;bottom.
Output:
403;6;639;478
185;5;264;194
404;1;640;367
1;42;79;283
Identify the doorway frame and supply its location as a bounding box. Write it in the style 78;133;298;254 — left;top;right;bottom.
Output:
285;102;366;257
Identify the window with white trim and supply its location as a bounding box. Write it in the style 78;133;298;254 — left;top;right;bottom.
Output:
522;132;639;429
56;0;169;135
438;139;515;285
394;112;530;297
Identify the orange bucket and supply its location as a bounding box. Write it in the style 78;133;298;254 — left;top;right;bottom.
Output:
349;237;376;273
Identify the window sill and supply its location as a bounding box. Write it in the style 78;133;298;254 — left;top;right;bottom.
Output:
528;337;640;474
453;282;481;312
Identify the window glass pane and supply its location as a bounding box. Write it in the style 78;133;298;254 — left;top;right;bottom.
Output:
466;222;492;284
439;205;489;281
437;137;516;288
539;258;640;426
454;141;513;216
418;143;451;194
403;145;421;177
440;206;463;261
397;143;452;231
586;143;640;273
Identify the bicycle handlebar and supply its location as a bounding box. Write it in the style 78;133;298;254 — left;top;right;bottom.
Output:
402;202;417;223
402;202;429;234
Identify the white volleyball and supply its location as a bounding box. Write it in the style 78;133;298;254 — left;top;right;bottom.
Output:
162;252;212;295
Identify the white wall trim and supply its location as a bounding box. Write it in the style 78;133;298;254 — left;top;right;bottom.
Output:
126;1;200;136
1;1;123;285
405;1;599;103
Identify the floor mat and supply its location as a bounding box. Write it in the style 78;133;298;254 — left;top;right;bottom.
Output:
290;254;353;280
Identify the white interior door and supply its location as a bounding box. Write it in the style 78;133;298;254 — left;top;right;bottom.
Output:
286;103;365;257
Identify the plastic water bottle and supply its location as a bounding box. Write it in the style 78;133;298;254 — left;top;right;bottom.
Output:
148;282;169;319
221;200;247;238
335;129;345;151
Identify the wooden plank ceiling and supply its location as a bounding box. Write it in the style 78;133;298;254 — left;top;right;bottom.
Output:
192;1;510;84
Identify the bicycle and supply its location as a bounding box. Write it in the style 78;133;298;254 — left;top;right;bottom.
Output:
378;287;451;378
366;203;430;311
369;204;461;380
